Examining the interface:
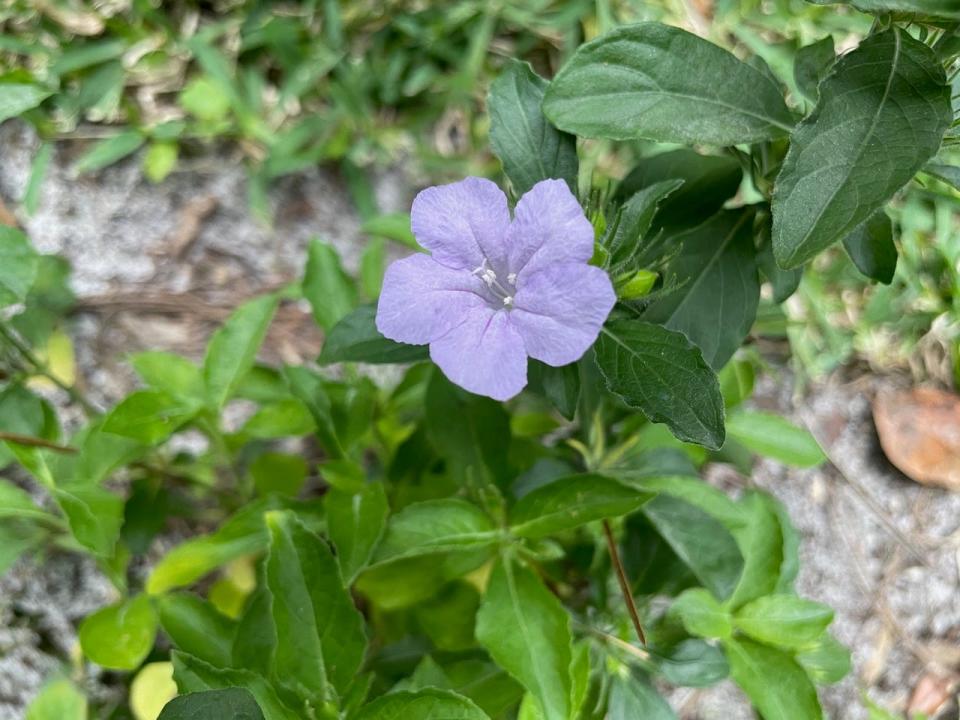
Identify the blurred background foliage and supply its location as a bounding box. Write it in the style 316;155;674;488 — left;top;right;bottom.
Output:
0;2;958;719
1;0;956;388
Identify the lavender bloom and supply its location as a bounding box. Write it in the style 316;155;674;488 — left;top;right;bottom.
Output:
376;177;615;401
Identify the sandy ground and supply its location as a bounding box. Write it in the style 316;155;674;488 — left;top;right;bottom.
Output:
1;122;957;719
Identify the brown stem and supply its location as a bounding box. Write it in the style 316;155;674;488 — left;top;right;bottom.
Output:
602;519;646;645
0;431;77;454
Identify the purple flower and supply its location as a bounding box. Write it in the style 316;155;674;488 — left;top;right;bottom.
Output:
376;177;615;401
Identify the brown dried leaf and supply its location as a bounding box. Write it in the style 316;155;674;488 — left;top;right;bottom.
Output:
907;672;957;717
874;386;960;491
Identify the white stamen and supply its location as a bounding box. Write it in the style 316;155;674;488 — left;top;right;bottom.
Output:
503;296;514;307
507;273;517;285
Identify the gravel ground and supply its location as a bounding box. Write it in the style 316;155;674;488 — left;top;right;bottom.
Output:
1;122;958;719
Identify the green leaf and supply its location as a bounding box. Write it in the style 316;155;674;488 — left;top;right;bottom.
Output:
796;634;852;684
231;580;275;676
726;493;785;609
0;522;45;577
179;76;232;122
794;36;835;102
130;352;204;400
265;510;366;700
156;593;237;669
172;651;298;720
78;60;125;115
326;483;389;582
476;558;572;720
772;500;801;595
0;226;40;308
79;595;158;670
842;211;897;285
642;494;744;600
733;595;833;650
355;689;490;720
644;209;760;370
240;398;314;439
528;361;580;420
373;499;497;563
0;83;51;123
718;359;755;409
319;305;429;364
147;500;274;594
425;371;511;486
303;239;357;332
671;588;733;639
488;60;578;196
608;675;676;719
615;150;742;235
23;141;53;216
772;28;951;268
360;236;386;299
73;130;145;175
356;550;493;610
102;390;198;444
607;179;684;267
757;225;803;303
863;696;902;720
726;410;826;468
25;678;87;720
724;638;823;720
203;294;278;409
543;22;794;145
923;163;960;190
361;213;422;252
283;366;343;458
414;582;481;652
143;141;178;184
440;660;523;718
595;320;725;449
51;39;127;76
569;644;593;717
807;0;960;18
0;479;55;523
509;474;651;539
158;688;264;720
654;639;730;688
54;484;124;557
249;452;307;497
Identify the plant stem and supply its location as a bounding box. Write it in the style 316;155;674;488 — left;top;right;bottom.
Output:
0;323;98;415
197;415;242;490
0;431;77;454
602;519;646;645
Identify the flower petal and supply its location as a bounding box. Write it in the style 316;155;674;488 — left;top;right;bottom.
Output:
376;254;488;345
511;263;616;366
429;307;528;401
411;177;510;271
506;179;594;280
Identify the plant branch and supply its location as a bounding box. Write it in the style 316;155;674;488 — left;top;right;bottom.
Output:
602;519;646;645
0;431;77;454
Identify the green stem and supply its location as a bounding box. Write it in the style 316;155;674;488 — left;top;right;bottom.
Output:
0;323;98;415
196;415;242;491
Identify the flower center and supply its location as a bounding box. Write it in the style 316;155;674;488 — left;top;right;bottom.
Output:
473;260;515;310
